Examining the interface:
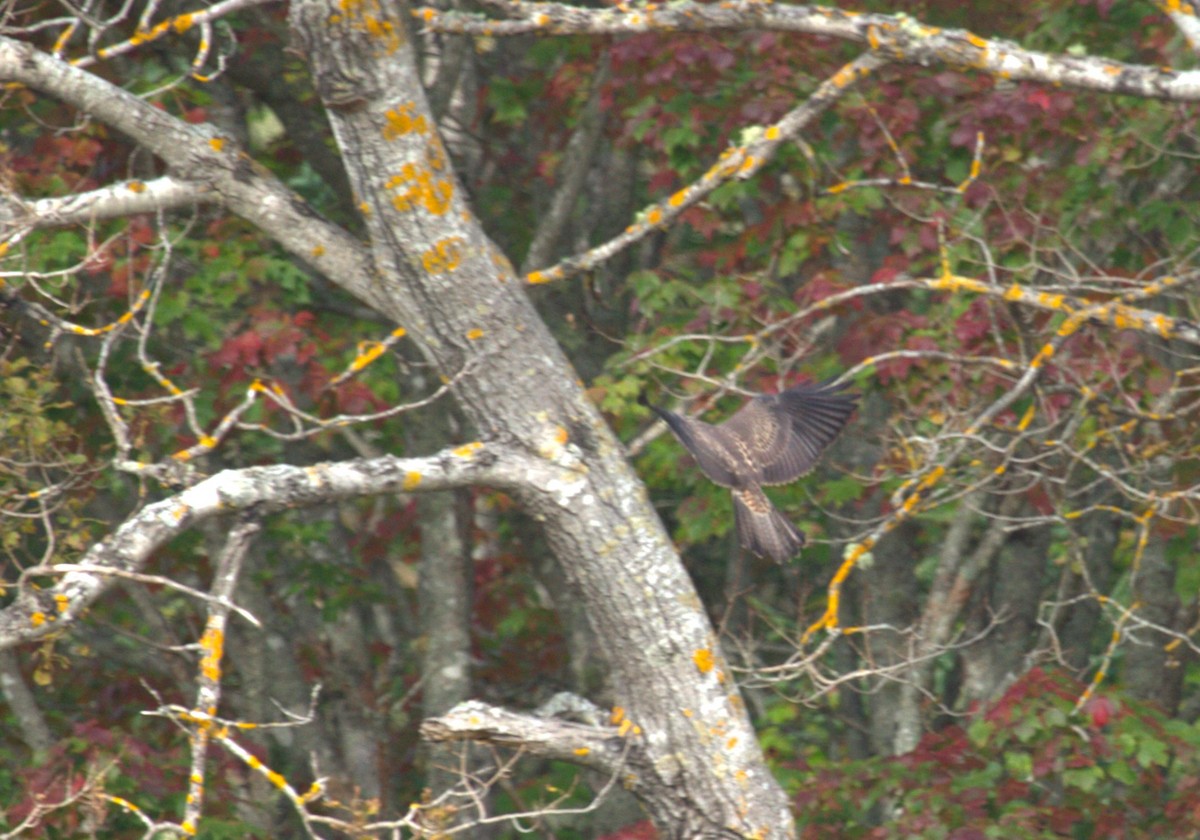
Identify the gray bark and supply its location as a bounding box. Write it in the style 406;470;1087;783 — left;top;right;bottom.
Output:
1122;536;1184;715
417;484;474;797
285;0;792;832
960;526;1050;705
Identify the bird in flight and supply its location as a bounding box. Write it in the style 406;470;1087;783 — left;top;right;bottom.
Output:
642;379;857;563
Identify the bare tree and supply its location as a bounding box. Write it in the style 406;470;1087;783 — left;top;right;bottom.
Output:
4;1;1200;837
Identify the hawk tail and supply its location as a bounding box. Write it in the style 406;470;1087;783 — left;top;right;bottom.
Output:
732;487;806;564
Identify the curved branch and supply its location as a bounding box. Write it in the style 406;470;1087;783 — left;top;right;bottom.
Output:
421;2;1200;102
525;50;886;286
0;36;379;313
421;699;635;776
1;176;207;241
0;442;561;650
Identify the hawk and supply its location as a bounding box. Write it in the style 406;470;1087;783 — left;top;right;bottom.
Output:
642;379;857;563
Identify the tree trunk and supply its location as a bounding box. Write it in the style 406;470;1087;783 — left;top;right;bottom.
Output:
288;0;793;833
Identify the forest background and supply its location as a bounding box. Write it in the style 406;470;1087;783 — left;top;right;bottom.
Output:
2;0;1200;836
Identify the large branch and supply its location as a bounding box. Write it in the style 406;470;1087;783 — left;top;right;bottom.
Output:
1;177;205;240
0;36;385;315
419;2;1200;101
287;0;796;830
525;50;886;286
422;700;634;775
0;443;559;650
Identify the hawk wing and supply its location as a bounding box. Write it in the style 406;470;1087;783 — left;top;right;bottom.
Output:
647;406;745;488
721;379;857;486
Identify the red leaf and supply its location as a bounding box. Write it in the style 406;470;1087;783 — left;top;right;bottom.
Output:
1086;696;1115;728
1026;89;1053;110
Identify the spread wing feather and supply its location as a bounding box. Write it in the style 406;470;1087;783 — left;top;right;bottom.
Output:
645;378;856;562
722;380;858;486
650;409;743;488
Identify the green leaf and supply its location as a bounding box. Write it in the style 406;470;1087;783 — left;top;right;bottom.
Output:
1003;750;1033;780
1108;760;1137;786
967;718;994;748
819;476;865;504
1135;737;1169;768
1063;765;1101;793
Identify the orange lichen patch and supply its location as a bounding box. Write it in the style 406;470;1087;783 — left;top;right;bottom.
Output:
466;328;484;340
527;270;548;284
350;342;386;372
53;593;69;614
831;64;861;87
1017;403;1037;432
693;648;716;674
554;426;569;445
363;14;401;52
386;162;454;215
668;189;689;208
646;206;664;226
311;244;325;257
421;237;464;274
453;441;483;458
403;471;422;490
610;706;625;725
31;612;46;628
1029;343;1056;369
764;125;781;141
382;103;429;139
573;747;590;756
208;137;225;152
128;180;146;193
1111;308;1144;330
199;627;224;682
965;32;987;49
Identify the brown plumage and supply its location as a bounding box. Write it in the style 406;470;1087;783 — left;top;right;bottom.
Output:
643;379;857;563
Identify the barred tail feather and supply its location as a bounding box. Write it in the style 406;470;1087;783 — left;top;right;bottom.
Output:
732;487;806;564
